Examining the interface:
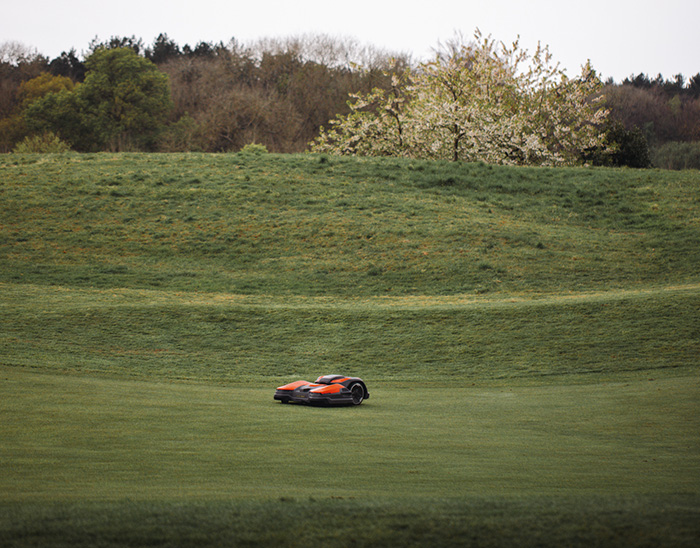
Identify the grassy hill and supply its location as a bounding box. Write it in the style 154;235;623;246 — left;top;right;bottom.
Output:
2;152;698;296
1;152;699;547
2;152;698;382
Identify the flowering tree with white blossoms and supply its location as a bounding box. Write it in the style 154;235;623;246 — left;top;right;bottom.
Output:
311;30;609;166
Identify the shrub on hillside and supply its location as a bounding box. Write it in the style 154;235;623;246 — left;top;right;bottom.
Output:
581;122;651;168
12;132;71;153
239;142;269;155
608;124;652;168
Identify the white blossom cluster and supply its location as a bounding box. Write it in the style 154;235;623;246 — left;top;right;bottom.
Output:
311;30;609;166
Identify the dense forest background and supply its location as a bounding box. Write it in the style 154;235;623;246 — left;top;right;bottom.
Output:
1;33;699;168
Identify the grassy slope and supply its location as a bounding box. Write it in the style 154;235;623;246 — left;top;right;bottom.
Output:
1;152;699;546
2;282;699;383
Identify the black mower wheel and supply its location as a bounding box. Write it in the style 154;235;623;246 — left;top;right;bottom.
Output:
350;383;364;405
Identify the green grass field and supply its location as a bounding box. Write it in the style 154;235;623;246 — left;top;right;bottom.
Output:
1;152;699;546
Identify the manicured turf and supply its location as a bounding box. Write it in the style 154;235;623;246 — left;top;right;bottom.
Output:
2;367;699;502
1;366;699;546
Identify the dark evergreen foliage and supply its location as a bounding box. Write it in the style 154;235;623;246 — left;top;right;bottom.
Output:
48;49;86;82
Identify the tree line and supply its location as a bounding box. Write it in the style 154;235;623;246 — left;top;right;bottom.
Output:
602;73;700;169
0;34;404;154
1;33;699;167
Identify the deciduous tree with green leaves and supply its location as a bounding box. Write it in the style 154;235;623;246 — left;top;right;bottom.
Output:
311;31;609;166
0;73;74;151
78;47;172;150
25;47;172;151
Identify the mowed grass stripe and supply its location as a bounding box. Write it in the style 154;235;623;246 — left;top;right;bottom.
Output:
2;367;698;502
3;281;700;310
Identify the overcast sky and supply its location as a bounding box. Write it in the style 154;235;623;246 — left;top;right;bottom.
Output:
2;0;698;82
